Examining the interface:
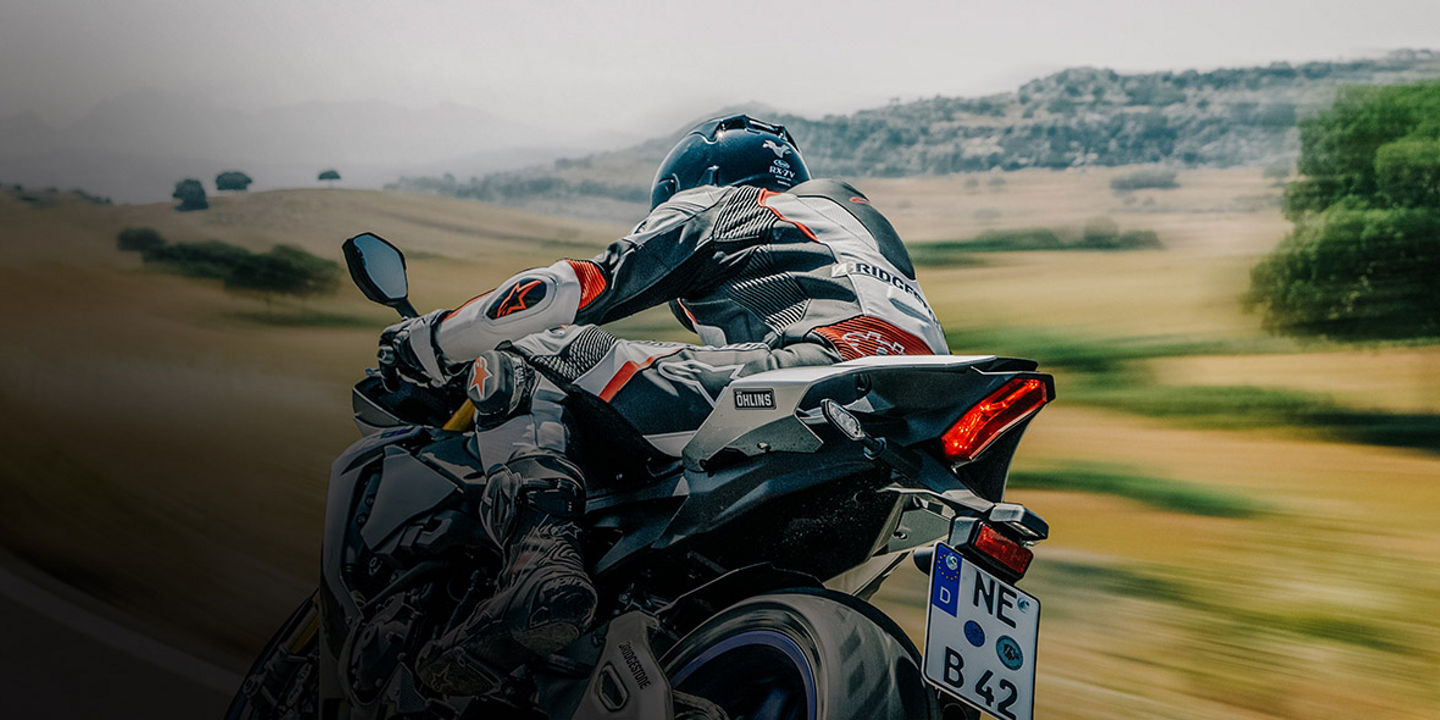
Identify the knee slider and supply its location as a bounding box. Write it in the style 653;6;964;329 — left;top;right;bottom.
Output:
465;350;537;431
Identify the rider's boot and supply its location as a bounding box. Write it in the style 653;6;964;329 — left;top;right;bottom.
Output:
417;455;596;695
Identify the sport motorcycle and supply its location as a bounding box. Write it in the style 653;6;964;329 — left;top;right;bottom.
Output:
227;232;1057;720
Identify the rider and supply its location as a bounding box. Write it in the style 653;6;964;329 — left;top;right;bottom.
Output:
380;114;949;693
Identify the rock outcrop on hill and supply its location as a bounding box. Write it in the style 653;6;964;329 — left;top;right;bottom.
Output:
389;51;1440;221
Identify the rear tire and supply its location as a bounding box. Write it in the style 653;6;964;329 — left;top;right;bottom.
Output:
662;589;938;720
225;592;320;720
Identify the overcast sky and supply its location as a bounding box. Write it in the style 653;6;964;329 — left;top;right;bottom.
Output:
5;0;1440;135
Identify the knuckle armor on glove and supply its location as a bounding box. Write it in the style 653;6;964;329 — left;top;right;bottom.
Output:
464;350;537;430
380;309;458;386
478;454;585;547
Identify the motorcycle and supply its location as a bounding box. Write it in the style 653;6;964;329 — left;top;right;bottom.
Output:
227;232;1056;720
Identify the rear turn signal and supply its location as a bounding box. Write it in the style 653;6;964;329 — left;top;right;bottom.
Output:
972;523;1033;577
940;377;1050;462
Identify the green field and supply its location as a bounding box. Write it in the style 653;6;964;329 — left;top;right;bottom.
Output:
3;169;1438;718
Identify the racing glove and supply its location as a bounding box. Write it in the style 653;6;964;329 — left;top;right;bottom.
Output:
378;310;465;388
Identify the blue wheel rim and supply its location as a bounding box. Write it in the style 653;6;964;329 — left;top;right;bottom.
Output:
671;629;818;720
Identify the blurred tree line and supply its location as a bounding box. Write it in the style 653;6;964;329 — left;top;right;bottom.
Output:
393;172;648;205
116;227;341;304
170;168;343;213
1248;81;1440;340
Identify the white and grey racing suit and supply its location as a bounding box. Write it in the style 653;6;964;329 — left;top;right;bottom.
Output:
435;178;950;470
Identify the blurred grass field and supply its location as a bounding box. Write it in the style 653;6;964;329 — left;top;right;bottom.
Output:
2;167;1438;718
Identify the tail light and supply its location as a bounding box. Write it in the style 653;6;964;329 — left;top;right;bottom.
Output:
972;523;1033;576
940;377;1050;462
916;521;1036;580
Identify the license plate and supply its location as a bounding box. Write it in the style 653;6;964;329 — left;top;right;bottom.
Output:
922;543;1040;720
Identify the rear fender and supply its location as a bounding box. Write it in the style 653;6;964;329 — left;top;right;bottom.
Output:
538;568;825;719
654;564;823;642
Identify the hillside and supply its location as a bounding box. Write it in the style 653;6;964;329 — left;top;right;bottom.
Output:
0;188;634;669
5;180;1440;717
389;50;1440;221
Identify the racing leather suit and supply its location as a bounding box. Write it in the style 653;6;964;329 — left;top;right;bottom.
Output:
417;178;948;692
439;178;947;453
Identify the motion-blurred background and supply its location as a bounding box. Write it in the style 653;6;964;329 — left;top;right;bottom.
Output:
3;1;1439;718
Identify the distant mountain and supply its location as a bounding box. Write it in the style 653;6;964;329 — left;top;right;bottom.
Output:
0;90;583;203
389;50;1440;221
385;102;791;223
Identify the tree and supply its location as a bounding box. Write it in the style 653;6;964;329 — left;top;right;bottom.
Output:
1374;138;1440;208
225;244;341;305
1247;80;1440;341
1081;216;1120;246
216;170;253;192
141;240;251;279
318;169;341;187
1110;168;1179;191
137;239;342;308
116;227;165;253
172;178;208;211
1280;83;1440;218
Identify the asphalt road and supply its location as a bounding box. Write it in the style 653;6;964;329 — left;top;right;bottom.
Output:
0;560;237;719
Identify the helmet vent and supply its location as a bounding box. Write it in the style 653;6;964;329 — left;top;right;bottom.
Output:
716;116;750;134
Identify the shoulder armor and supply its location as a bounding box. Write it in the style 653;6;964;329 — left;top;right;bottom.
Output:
787;179;915;279
632;186;729;235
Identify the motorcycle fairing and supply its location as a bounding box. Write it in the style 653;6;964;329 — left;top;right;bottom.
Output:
351;375;463;434
333;425;425;474
323;428;427;627
584;356;1048;590
320;427;489;687
359;448;463;549
681;354;1004;471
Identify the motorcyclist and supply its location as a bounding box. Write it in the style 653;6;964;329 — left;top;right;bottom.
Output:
379;114;950;694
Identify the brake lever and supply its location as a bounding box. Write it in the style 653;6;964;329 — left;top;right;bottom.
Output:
374;343;407;392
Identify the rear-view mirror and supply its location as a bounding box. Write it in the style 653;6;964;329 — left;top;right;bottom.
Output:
342;232;418;318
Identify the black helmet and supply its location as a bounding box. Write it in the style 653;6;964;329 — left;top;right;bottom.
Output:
650;114;811;208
